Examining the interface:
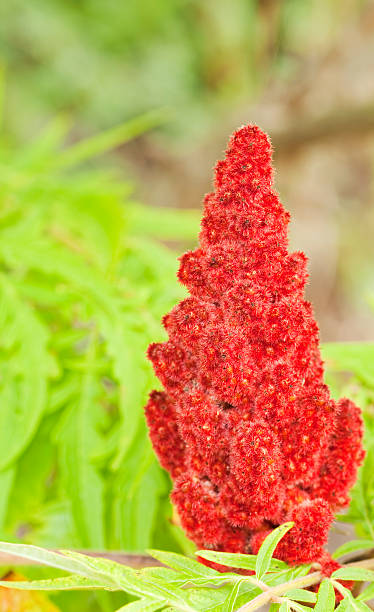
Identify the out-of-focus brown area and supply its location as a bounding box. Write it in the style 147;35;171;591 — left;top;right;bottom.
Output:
125;2;374;342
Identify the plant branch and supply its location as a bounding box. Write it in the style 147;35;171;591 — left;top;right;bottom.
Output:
237;553;374;611
346;557;374;569
237;571;322;611
271;101;374;154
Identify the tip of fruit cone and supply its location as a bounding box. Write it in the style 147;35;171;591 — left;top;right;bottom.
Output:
214;124;273;190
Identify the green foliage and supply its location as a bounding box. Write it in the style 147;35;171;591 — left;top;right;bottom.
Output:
332;540;374;561
314;579;335;612
254;522;294;580
332;567;374;582
195;551;287;573
0;115;200;565
1;525;374;611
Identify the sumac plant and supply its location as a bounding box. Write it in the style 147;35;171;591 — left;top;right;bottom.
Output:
1;125;374;612
146;125;365;572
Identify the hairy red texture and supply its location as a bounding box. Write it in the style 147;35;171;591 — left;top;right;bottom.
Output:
144;391;185;478
253;499;334;565
311;398;365;509
145;124;365;566
228;421;285;522
172;475;248;551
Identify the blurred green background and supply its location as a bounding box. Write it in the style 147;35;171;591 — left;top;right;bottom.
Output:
0;1;374;610
1;0;374;339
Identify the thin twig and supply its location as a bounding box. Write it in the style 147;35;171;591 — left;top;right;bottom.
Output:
271;101;374;154
344;548;374;565
346;557;374;570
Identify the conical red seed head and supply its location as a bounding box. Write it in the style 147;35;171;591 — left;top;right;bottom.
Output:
145;125;365;566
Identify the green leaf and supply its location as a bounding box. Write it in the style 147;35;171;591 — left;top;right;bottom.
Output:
222;579;245;612
0;273;49;470
0;542;115;583
284;588;316;603
355;603;374;612
314;579;335;611
279;602;289;612
55;378;106;548
14;116;71;170
333;583;372;612
265;564;312;588
60;550;191;608
0;575;112;591
332;567;374;582
150;549;220;577
255;522;294;580
332;540;374;560
0;465;15;529
139;567;187;585
179;575;240;588
139;565;234;593
196;550;288;573
183;584;241;611
340;594;372;612
335;599;350;612
7;417;56;534
113;450;165;551
51;110;168;169
115;599;165;611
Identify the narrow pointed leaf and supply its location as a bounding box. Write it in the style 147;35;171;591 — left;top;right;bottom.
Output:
0;575;112;591
150;549;219;577
52;110;168;169
332;540;374;560
284;588;316;603
335;599;350;612
0;466;14;529
115;599;165;611
223;579;245;612
0;542;105;577
196;550;288;572
332;567;374;581
255;522;294;580
314;579;335;612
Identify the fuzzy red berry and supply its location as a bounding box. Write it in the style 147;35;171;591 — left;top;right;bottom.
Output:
145;125;365;567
